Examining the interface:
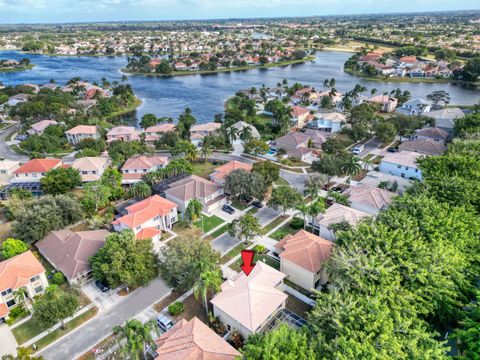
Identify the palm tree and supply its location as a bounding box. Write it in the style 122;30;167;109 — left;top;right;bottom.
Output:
342;156;362;177
193;269;223;315
295;204;310;230
185;143;199;162
225;126;238;144
200;142;213;162
362;158;373;171
370;88;377;99
185;198;203;226
113;319;153;360
307;199;326;233
329;78;336;89
239;126;253;143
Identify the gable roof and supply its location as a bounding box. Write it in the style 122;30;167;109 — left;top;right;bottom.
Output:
210;161;252;182
291;106;310;118
0;251;45;292
65;125;98;135
36;230;109;282
107;126;136;136
14;158;62;174
275;230;334;273
154;317;240;360
233;121;260;138
427;107;465;121
343;184;395;211
414;127;449;140
112;195;177;229
211;262;287;332
316;112;347;123
71;157;110;182
190;123;221;133
398;139;447;155
30;120;57;132
316;203;371;227
145;124;176;133
165;175;222;201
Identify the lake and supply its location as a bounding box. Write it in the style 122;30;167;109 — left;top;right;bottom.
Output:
1;50;479;123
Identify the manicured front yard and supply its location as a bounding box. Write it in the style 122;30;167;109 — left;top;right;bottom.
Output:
12;316;46;345
246;207;259;215
269;221;302;241
231;200;250;211
194;214;224;233
205;223;230;241
229;253;280;272
191;161;220;179
260;215;288;235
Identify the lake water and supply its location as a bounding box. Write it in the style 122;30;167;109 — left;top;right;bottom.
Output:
1;50;479;123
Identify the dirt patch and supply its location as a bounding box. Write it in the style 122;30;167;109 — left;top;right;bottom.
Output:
153;290;182;313
177;294;209;324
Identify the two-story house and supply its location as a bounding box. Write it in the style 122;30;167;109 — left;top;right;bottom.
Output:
0;160;20;185
209;160;253;186
27;120;58;136
379;151;423;180
70;157;111;182
112;195;178;242
120;155;168;184
144;124;176;146
106;126;140;143
0;251;48;323
307;112;346;133
189;123;221;147
12;158;63;183
65;125;100;146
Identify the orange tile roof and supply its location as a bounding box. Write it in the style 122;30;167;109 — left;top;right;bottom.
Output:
0;251;45;292
275;230;334;273
0;303;8;318
155;317;240;360
65;125;98;135
121;156;168;171
112;195;177;229
210;161;252;181
14;158;62;174
135;227;162;240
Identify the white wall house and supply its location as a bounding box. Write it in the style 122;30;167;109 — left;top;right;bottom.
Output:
379;151;423;180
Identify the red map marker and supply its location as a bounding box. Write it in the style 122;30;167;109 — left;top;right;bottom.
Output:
240;250;256;276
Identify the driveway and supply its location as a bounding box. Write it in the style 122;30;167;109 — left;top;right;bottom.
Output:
254;207;281;227
0;124;28;162
38;278;171;360
0;324;17;358
359;137;382;158
81;281;123;312
211;233;241;255
280;170;307;194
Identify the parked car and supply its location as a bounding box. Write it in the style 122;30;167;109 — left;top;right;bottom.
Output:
251;200;264;209
387;147;398;153
95;280;110;293
331;186;345;193
352;144;365;155
156;315;175;332
15;134;28;141
222;204;235;214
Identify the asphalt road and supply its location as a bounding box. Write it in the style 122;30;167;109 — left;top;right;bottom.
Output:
0;124;28;161
254;206;281;227
280;169;307;194
38;278;171;360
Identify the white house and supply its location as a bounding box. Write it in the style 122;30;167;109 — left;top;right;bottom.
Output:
0;160;20;185
12;158;63;183
307;112;346;133
379;150;423;180
65;125;100;146
343;184;396;216
395;98;432;116
70;156;111;182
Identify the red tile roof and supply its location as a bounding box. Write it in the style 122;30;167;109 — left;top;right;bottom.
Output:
0;251;45;292
135;227;162;240
210;161;252;182
14;158;62;174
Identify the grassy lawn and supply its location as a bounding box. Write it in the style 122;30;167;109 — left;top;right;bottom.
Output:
285;279;314;298
230;253;280;272
231;200;251;211
275;178;290;186
270;221;301;241
33;307;98;351
205;223;230;241
194;214;224;233
172;223;203;238
335;133;355;148
260;215;288;235
372;155;384;164
191;161;218;179
12;316;47;345
221;242;249;264
246;207;259;215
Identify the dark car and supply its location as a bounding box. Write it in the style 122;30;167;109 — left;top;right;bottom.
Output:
387;147;398;153
251;201;264;209
331;186;345;193
95;280;110;293
222;204;235;214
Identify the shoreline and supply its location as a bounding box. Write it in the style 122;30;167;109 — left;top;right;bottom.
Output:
0;64;36;73
121;56;315;77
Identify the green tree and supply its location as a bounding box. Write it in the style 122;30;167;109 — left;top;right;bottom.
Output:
100;167;124;199
40;167;81;195
199;142;213;162
228;213;261;245
128;181;151;199
252;160;280;186
427;90;451;107
140;113;157;129
453;291;480;359
244;139;269;156
242;324;316;360
158;235;221;290
0;238;28;260
82;182;112;215
304;173;328;197
224;169;268;202
177;107;197;139
311;154;344;183
113;319;153;360
90;230;158;288
375;121;397;144
193;269;222;315
33;287;80;328
185;198;203;226
268;186;303;216
341;155;362;178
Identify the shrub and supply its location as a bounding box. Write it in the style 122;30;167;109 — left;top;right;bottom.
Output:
168;301;185;316
208;316;226;335
228;330;244;349
6;306;29;325
52;272;66;285
253;244;267;254
290;217;304;230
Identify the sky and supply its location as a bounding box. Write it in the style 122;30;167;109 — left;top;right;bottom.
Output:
0;0;478;24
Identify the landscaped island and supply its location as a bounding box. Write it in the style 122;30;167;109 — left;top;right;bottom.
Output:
0;58;34;72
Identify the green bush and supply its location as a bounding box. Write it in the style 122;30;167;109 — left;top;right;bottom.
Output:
253;244;267;254
290;217;304;229
168;301;185;316
6;306;29;324
52;272;66;285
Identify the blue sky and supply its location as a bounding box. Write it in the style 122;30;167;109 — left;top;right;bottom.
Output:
0;0;478;23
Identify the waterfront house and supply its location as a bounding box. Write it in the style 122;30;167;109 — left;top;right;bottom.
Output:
106;126;140;143
12;158;63;183
368;95;398;113
379;151;423;180
307;112;346;133
190;123;221;147
211;262;287;339
65;125;100;146
0;251;48;323
37;230;110;284
71;156;111;182
232;121;261;143
395;98;432;116
144;124;176;145
274;230;334;291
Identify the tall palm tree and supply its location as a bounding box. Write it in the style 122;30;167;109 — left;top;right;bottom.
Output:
193;269;222;315
225;126;238;144
307;199;326;233
185;143;199;162
239;126;253;143
113;320;153;360
370;88;377;98
342;156;362;178
200;142;213;162
185;198;203;226
362;158;373;171
295;204;310;230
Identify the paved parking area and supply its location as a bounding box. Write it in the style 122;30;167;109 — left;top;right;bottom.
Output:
82;281;122;311
254;207;281;227
0;324;17;358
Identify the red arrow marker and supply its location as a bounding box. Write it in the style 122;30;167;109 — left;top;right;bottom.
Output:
240;250;256;276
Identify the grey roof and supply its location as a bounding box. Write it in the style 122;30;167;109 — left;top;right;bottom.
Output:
165;175;222;201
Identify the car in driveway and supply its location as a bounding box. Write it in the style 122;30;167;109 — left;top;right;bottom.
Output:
251;201;264;209
95;280;110;293
156;314;175;332
387;147;398;153
222;204;235;214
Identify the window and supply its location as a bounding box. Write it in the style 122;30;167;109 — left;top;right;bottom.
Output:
82;171;88;175
397;165;401;169
92;171;96;174
32;173;37;178
34;285;43;294
415;169;418;173
1;289;12;296
405;167;409;170
6;299;15;308
0;170;6;174
30;275;40;282
154;215;160;221
135;226;141;230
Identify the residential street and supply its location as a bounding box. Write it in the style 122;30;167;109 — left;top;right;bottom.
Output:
37;278;171;360
0;124;28;161
280;169;307;194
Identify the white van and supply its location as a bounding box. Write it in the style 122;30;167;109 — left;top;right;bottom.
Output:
156;315;175;332
351;144;365;155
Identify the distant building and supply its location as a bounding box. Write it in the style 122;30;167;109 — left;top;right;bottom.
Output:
65;125;99;145
343;184;396;216
27;120;58;136
71;156;111;182
307;112;346;133
106;126;140;143
427;107;465;131
209;160;252;186
0;160;20;185
120;155;168;184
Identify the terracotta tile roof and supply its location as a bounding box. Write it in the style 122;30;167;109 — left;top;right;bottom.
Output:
112;195;177;229
382;150;423;168
343;184;396;211
316;203;371;227
145;124;176;133
107;126;136;136
154;317;240;360
14;158;62;174
65;125;98;135
291;106;310;118
275;230;334;273
0;251;45;292
211;262;287;332
71;157;110;182
30;120;57;132
121;156;168;171
190;123;221;133
135;227;162;240
0;303;8;318
210;161;252;182
37;230;109;282
165;175;222;202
